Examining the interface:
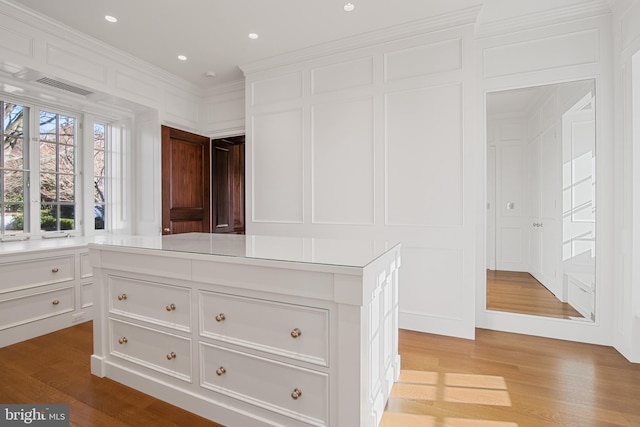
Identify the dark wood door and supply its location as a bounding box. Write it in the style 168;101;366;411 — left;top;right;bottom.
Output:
161;125;211;234
212;137;245;234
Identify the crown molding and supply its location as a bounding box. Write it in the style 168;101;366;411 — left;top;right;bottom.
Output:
203;79;245;97
240;4;482;77
476;0;612;39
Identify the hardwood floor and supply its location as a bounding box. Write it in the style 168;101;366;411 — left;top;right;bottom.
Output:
486;270;583;319
3;322;640;426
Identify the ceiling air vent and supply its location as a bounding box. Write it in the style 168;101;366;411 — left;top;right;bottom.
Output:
35;77;94;97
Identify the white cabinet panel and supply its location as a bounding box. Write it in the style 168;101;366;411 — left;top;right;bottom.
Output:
385;84;463;226
252;109;304;223
312;97;374;224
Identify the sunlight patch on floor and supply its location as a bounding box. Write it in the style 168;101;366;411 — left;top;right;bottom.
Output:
384;369;515;425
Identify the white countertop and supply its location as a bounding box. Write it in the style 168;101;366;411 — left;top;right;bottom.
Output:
89;233;400;268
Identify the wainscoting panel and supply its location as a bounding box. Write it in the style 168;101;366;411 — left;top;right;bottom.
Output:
311;97;375;225
0;21;33;57
483;29;599;79
115;71;160;103
45;42;108;84
385;83;463;227
251;108;304;223
384;37;462;82
311;57;374;95
250;72;303;107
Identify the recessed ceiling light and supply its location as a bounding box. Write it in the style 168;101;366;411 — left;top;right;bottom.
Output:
177;55;187;61
344;3;355;12
105;15;118;23
248;33;259;40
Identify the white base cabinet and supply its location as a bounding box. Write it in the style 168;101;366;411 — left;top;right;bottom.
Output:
0;240;95;347
89;233;401;427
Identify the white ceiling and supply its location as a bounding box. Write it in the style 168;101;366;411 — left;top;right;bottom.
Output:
8;0;605;89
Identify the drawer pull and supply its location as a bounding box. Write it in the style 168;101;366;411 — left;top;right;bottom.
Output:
166;303;176;311
51;267;59;273
117;293;127;301
52;299;60;305
166;352;177;360
290;328;302;338
118;337;128;344
216;366;226;376
215;313;226;322
291;388;302;400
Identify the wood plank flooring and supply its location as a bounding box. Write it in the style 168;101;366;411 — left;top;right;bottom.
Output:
3;322;640;426
486;270;583;319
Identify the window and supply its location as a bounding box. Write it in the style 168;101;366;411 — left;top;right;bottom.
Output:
39;110;77;232
94;122;106;230
1;101;28;235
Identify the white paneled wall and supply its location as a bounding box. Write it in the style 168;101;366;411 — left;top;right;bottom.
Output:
243;9;480;338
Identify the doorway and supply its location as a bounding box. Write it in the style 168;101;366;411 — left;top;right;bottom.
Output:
161;126;245;235
211;136;245;234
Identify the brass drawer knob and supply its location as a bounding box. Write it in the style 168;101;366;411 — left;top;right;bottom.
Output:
166;303;176;311
118;337;128;344
52;299;60;305
216;366;226;376
291;388;302;400
166;352;177;360
51;267;59;273
117;293;127;301
215;313;226;322
290;328;302;338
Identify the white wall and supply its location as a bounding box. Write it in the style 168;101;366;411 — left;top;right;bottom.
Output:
241;7;481;339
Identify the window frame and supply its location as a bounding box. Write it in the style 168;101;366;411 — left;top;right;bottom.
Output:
0;93;114;240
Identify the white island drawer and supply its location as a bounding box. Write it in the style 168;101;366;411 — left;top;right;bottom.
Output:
109;276;191;332
0;285;74;330
200;343;328;427
200;291;329;366
0;255;74;292
110;318;191;382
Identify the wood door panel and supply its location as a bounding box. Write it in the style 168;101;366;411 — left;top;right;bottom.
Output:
212;137;245;234
162;126;210;234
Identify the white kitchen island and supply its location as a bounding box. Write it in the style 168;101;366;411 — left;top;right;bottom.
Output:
89;233;401;427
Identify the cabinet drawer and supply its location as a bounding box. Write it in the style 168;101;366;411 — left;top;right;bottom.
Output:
0;255;74;292
110;318;191;381
0;285;74;330
200;291;329;366
201;343;328;426
109;276;191;332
